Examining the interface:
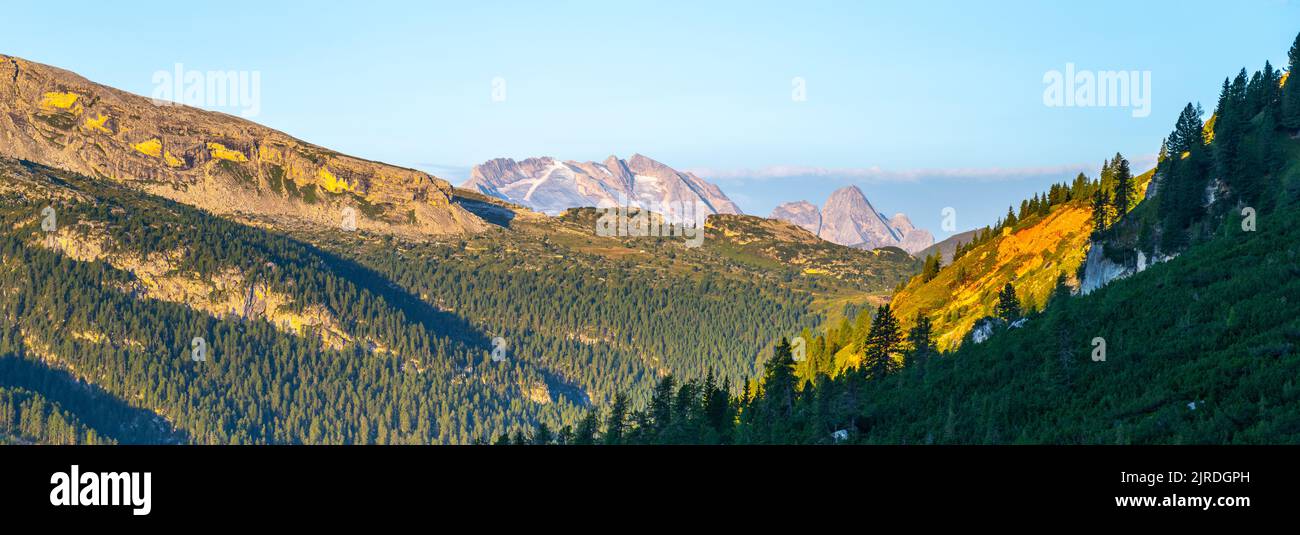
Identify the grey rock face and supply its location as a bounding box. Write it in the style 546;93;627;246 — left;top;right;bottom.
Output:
464;153;742;219
786;185;934;254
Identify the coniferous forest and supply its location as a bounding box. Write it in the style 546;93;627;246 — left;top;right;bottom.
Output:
504;34;1300;445
2;27;1299;448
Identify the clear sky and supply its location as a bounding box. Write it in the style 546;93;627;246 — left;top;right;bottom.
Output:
4;0;1297;238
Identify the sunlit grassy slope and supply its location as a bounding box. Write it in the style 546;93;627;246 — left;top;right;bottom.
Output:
890;170;1154;350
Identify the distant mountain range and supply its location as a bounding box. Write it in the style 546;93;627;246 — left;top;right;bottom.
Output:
463;154;742;220
770;185;934;254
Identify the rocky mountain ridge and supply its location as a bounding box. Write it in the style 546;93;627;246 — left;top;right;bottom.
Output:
464;153;742;221
770;185;934;253
0;54;486;239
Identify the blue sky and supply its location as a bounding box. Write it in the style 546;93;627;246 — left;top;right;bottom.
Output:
4;0;1298;238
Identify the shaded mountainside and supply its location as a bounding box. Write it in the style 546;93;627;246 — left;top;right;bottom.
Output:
0;157;917;443
0;54;934;445
0;54;486;239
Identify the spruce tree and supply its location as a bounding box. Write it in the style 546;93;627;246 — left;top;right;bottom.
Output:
1091;188;1110;234
573;410;599;445
1112;153;1133;216
762;338;797;419
532;423;553;445
650;375;676;434
905;314;937;369
1283;32;1300;130
921;252;942;283
1159;103;1208;251
603;394;628;444
862;304;902;380
995;283;1021;323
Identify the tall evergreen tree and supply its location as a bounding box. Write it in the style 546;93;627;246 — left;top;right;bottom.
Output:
862;304;902;380
1283;32;1300;130
1159;103;1209;251
995;283;1021;323
905;314;937;369
920;252;942;283
1091;188;1110;234
761;338;798;420
1112;153;1133;216
1215;70;1249;189
603;394;628;445
573;410;599;445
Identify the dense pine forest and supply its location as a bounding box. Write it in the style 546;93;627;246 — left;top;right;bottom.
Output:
0;154;912;444
503;34;1300;445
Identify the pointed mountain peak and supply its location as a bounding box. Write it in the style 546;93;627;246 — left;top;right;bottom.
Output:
786;184;933;254
626;153;671;174
829;184;867;199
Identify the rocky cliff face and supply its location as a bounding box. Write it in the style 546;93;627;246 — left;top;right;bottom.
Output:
0;54;486;238
1076;169;1166;295
810;186;933;253
464;153;742;220
769;200;822;235
1078;234;1178;295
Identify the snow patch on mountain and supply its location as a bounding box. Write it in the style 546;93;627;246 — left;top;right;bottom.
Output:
464;154;742;218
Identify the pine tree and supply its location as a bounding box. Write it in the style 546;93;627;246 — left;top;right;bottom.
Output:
1168;103;1206;156
573;410;599;445
603;394;628;444
650;374;676;434
1100;157;1116;191
1159;103;1209;251
1283;32;1300;130
1091;188;1110;234
761;338;797;419
1262;61;1283;118
862;304;902;380
1112;153;1133;216
532;423;553;445
1215;70;1249;189
703;372;730;434
921;252;942;283
905;314;937;369
995;283;1021;323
